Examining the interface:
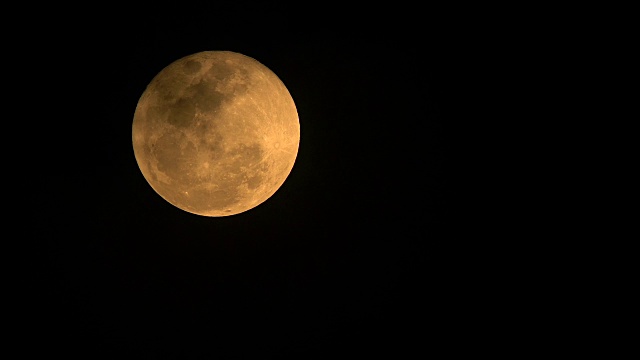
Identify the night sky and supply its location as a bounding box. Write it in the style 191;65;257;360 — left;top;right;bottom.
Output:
26;6;470;358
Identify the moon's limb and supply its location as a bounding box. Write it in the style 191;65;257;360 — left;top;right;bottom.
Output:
132;51;299;216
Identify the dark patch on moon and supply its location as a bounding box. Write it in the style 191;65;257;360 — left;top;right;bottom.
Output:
245;161;270;190
151;132;196;183
246;174;262;189
207;61;236;81
168;97;197;128
183;59;201;74
206;61;250;95
189;79;225;113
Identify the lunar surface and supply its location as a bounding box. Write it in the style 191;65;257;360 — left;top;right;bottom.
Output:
132;51;300;216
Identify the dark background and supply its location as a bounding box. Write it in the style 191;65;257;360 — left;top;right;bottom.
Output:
23;6;477;358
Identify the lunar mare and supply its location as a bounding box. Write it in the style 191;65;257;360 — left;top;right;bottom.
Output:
132;51;299;216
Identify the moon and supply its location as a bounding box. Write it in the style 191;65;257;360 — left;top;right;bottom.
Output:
132;51;300;217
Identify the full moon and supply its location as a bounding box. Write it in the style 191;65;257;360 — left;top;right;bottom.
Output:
132;51;300;216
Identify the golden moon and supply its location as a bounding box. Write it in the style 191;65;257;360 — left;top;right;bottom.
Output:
132;51;300;216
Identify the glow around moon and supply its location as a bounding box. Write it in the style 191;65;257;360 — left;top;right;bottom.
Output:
132;51;300;216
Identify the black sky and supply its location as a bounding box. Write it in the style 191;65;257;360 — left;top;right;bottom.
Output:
24;6;473;358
